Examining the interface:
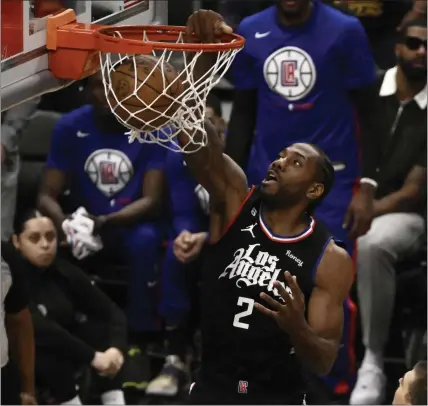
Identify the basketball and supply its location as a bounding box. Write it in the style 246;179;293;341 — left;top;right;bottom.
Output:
108;55;184;131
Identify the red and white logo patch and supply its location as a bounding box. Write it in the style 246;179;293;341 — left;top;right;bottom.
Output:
238;380;248;394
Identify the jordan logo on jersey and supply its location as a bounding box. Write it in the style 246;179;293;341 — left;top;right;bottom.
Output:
218;243;287;301
241;223;257;238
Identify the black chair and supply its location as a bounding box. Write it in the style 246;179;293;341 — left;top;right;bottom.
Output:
395;249;427;369
16;110;62;213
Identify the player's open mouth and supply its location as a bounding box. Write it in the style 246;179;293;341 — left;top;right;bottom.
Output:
262;170;277;184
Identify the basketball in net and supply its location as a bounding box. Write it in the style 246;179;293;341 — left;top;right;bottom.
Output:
108;55;184;131
97;25;245;152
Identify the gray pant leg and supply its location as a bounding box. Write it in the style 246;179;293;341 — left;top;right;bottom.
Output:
357;213;425;352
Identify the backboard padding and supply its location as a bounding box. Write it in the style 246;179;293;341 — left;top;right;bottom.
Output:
1;0;168;112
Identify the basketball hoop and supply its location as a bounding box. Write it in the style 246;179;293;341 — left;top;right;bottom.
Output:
46;10;245;153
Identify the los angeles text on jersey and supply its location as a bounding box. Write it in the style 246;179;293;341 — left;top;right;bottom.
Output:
218;243;292;302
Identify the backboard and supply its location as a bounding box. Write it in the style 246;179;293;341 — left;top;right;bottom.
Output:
1;0;169;111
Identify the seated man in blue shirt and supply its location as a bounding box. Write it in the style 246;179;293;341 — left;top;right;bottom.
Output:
38;72;167;343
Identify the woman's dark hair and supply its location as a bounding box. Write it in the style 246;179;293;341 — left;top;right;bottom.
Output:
14;209;44;235
409;361;427;405
306;144;335;215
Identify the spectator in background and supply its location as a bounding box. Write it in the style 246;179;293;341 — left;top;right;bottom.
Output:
398;0;427;31
331;0;411;70
1;256;36;405
218;0;273;26
1;98;40;241
37;71;167;347
393;361;427;405
351;18;427;405
225;0;382;398
145;94;225;397
3;211;127;405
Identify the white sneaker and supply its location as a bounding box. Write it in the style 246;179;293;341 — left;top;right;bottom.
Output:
349;365;386;405
145;355;188;397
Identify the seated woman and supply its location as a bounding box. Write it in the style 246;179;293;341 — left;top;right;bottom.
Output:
2;210;128;405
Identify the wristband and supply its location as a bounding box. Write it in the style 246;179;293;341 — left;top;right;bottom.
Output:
360;177;378;189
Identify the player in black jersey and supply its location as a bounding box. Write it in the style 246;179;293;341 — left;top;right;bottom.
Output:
178;10;354;405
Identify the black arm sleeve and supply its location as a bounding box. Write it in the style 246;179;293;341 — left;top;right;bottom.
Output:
2;255;30;315
30;308;95;364
57;259;127;352
349;84;383;181
225;89;258;170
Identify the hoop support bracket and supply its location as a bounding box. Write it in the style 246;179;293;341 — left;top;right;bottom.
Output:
45;9;103;79
45;10;245;80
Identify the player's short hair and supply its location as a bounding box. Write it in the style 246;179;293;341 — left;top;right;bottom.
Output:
398;17;427;42
408;361;427;405
306;144;335;215
206;93;223;118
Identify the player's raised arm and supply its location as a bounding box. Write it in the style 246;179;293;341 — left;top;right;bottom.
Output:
177;10;249;232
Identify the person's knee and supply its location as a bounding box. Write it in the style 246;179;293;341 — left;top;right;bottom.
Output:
357;230;397;261
127;223;161;253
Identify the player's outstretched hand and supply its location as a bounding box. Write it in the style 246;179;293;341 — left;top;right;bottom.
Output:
255;271;306;334
186;9;233;44
174;230;207;263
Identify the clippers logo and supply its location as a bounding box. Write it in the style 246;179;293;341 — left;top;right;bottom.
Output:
282;61;298;86
238;380;248;394
264;46;316;101
100;162;118;185
84;148;133;197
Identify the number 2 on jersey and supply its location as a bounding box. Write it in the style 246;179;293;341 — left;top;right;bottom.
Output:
233;297;255;329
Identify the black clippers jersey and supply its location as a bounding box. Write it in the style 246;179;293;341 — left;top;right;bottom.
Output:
199;186;333;397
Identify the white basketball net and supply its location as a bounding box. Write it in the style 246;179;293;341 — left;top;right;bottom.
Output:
99;30;241;153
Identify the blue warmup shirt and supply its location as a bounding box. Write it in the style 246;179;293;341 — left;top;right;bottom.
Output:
231;0;376;186
46;105;167;215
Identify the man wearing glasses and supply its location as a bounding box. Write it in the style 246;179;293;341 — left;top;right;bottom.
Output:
351;17;427;405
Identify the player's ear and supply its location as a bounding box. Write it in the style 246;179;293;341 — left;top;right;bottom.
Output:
306;182;324;201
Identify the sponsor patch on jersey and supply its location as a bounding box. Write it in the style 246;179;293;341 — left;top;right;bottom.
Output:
238;380;248;394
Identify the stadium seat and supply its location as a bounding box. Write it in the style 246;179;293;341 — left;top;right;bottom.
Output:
17;110;62;213
395;248;427;369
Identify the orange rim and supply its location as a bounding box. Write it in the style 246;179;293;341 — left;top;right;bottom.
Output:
94;25;245;54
